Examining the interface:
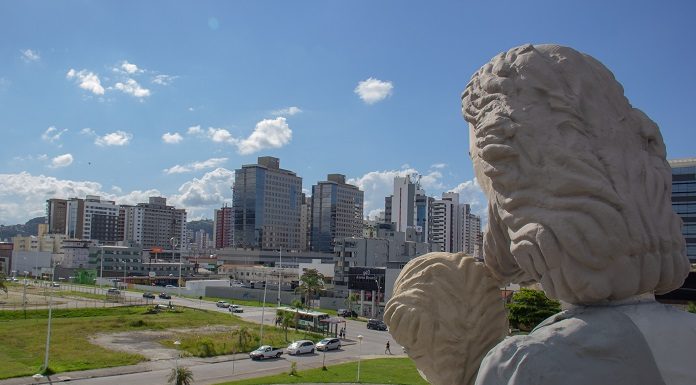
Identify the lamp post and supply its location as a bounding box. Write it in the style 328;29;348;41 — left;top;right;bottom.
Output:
259;271;268;344
174;340;181;370
43;262;60;373
357;334;363;382
122;260;127;290
22;271;28;320
99;246;104;293
277;248;282;307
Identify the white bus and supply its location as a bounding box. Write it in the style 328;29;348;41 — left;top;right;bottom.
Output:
276;306;330;332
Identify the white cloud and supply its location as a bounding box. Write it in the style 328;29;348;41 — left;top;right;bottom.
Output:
163;157;228;174
207;127;234;143
80;128;96;136
430;163;447;169
187;125;202;135
41;126;68;143
120;61;141;74
348;167;445;219
271;106;302;116
235;117;292;155
20;49;40;62
49;154;73;168
152;74;178;85
66;68;105;95
114;78;150;98
354;77;393;104
0;169;235;225
162;132;183;144
95;131;132;146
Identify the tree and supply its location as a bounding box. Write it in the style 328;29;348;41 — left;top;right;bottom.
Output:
291;299;303;332
688;302;696;314
230;326;254;353
296;269;325;309
0;272;7;296
168;366;193;385
507;288;561;331
345;292;359;316
281;311;294;341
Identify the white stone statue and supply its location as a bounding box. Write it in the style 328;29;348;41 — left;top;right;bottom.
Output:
385;44;696;385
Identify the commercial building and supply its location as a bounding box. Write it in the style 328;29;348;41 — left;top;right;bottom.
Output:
121;197;187;249
232;156;303;251
310;174;364;253
213;205;234;249
390;176;417;232
0;242;12;274
670;158;696;262
63;196;120;242
46;198;68;235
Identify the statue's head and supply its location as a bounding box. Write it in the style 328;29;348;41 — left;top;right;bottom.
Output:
462;44;689;304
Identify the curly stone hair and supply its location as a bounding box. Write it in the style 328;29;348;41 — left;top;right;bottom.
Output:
461;44;688;304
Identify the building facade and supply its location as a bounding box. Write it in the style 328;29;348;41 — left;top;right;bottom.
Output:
122;197;187;249
232;156;302;251
46;198;68;235
214;205;234;249
310;174;364;253
670;158;696;262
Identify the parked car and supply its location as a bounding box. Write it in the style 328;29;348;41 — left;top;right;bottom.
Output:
159;292;171;299
249;345;283;360
367;319;388;331
216;300;230;308
51;282;60;287
107;288;121;295
165;284;175;288
337;309;358;318
228;304;243;313
143;292;156;299
316;338;341;351
286;340;315;355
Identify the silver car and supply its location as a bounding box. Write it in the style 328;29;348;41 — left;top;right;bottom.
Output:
316;338;341;351
286;340;315;355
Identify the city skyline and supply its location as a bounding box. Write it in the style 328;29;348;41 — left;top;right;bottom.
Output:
2;1;695;225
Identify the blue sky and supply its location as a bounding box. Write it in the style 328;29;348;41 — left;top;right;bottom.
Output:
1;0;695;225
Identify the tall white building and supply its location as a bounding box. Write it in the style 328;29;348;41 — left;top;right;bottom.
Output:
64;196;120;242
391;176;416;232
121;197;187;249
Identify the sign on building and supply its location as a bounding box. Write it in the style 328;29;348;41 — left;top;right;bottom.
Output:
347;267;385;291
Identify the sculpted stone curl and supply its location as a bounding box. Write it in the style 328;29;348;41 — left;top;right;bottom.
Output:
462;44;689;304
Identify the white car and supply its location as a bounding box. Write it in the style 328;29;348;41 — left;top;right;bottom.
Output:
287;340;315;355
228;304;243;313
216;300;230;308
316;338;341;351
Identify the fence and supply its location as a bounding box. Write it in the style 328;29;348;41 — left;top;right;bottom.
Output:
0;282;149;311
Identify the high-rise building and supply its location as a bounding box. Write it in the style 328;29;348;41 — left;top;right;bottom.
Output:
64;196;120;242
300;194;311;251
310;174;364;253
214;205;234;249
431;192;461;252
122;197;187;249
415;189;434;244
461;204;482;257
391;176;416;232
46;198;68;235
232;156;302;251
669;158;696;262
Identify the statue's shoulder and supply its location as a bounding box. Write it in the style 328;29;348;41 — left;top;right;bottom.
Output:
475;307;666;385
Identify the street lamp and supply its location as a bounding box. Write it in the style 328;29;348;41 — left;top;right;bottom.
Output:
357;334;363;382
43;262;60;373
173;340;181;371
22;271;28;320
170;237;182;298
259;271;268;344
277;248;282;307
122;260;127;290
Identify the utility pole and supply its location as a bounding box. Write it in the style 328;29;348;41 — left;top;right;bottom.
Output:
277;248;282;307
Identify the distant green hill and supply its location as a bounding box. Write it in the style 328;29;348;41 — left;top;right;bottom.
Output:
187;219;213;237
0;216;45;241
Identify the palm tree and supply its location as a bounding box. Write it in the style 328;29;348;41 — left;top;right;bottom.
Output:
281;311;294;341
291;299;303;332
168;367;193;385
296;269;325;309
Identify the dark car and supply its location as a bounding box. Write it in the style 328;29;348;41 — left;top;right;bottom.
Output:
143;292;156;299
337;309;358;318
367;319;388;331
159;292;171;299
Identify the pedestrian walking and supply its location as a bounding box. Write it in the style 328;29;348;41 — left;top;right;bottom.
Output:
385;340;392;355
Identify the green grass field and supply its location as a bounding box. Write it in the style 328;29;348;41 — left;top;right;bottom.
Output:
0;305;324;379
216;357;428;385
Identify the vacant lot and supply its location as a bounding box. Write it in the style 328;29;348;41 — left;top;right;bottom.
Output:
0;305;327;379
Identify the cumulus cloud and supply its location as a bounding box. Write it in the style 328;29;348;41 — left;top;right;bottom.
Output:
49;154;73;168
0;169;235;225
235;117;292;155
430;163;447;169
271;106;302;116
95;131;132;146
207;127;234;143
119;61;141;74
163;157;228;174
42;126;68;143
80;127;96;136
162;132;183;144
114;78;150;98
20;49;40;62
66;68;105;95
187;125;202;135
152;74;178;85
354;77;393;104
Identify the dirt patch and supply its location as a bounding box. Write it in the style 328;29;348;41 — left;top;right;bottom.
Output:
90;325;238;361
